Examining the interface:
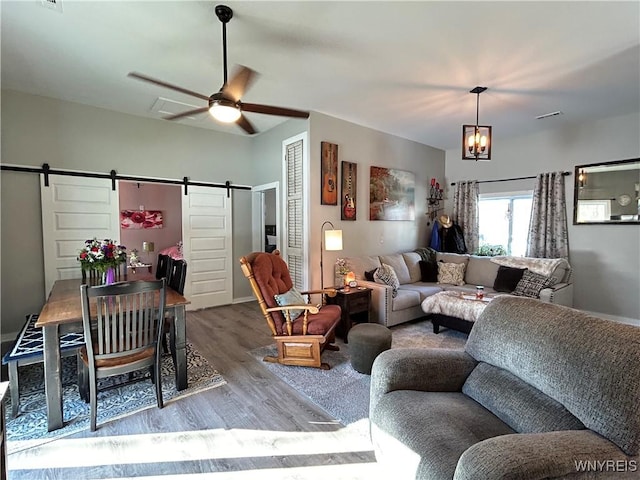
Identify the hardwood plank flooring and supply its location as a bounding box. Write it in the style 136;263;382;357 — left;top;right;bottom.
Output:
8;302;378;479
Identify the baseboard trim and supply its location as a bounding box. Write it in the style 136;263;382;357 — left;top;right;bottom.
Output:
584;310;639;327
233;296;255;305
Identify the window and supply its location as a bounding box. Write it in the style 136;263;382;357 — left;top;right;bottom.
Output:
478;192;532;257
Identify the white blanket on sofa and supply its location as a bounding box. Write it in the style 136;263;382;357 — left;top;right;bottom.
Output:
490;256;566;278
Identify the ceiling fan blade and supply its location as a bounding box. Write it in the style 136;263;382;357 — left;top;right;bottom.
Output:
164;107;209;121
128;72;210;102
242;102;310;119
222;65;258;102
236;114;257;135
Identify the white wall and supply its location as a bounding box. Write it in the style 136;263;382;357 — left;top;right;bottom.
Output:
445;112;640;321
309;112;445;289
0;89;255;337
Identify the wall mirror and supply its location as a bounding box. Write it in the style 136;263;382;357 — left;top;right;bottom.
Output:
573;158;640;224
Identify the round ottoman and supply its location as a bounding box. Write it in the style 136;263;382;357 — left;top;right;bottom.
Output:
348;323;392;374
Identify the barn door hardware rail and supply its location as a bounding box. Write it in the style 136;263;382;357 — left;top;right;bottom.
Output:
0;163;251;197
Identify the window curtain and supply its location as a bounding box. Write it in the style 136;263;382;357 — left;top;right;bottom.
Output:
526;172;569;259
452;180;479;254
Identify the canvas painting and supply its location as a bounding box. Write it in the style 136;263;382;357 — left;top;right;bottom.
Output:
341;161;357;220
120;210;163;229
369;166;415;221
321;141;338;205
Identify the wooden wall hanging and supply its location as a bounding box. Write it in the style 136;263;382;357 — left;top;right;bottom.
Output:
341;161;357;220
320;142;338;205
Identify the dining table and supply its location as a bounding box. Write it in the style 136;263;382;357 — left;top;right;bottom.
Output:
35;277;190;432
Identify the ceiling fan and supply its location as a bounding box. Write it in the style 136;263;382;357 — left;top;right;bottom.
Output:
128;4;309;135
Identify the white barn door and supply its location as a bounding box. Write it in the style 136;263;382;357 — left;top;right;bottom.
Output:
41;175;120;295
181;186;233;310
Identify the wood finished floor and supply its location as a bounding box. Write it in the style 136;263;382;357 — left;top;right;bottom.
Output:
8;302;378;479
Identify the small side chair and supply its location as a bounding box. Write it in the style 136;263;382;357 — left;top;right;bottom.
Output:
78;279;167;431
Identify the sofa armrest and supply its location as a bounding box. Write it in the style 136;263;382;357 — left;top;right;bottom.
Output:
370;348;477;415
539;282;573;307
454;430;638;480
357;280;392;326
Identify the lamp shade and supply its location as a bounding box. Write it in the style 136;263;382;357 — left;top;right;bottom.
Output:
324;229;343;251
142;241;155;253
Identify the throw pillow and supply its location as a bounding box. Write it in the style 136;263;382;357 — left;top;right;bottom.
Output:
374;263;399;298
437;262;466;286
493;265;527;293
274;287;307;321
512;270;554;298
419;260;438;282
364;268;377;281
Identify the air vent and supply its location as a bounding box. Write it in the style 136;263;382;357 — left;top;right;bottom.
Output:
536;111;563;120
151;97;204;121
40;0;63;13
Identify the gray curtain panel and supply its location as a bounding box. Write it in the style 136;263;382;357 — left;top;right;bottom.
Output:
526;172;569;259
452;181;479;254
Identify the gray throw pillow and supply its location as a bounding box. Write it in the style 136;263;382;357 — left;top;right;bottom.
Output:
274;287;306;320
374;263;399;297
512;270;554;298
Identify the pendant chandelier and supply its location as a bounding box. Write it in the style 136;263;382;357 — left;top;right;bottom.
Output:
462;86;492;161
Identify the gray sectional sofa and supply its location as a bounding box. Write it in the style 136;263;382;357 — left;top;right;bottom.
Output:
345;251;573;327
370;296;640;479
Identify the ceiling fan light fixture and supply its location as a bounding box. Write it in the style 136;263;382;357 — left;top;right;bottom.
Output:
209;98;241;123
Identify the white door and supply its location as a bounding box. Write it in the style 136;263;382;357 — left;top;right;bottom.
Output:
41;175;120;294
181;186;233;310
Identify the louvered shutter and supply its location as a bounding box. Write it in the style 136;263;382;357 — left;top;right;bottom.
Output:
284;139;305;290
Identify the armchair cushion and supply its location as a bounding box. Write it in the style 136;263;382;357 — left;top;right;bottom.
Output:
462;362;585;433
371;391;515;480
290;304;342;335
274;287;306;320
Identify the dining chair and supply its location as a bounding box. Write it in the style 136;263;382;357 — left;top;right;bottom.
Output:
78;279;167;431
162;259;187;355
156;254;173;280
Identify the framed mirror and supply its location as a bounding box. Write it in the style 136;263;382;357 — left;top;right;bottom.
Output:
573;158;640;225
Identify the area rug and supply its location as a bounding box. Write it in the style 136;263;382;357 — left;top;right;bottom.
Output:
5;343;226;455
250;319;467;426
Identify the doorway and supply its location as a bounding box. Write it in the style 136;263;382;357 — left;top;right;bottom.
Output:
252;182;280;254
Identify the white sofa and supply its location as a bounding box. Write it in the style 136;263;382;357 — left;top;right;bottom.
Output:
345;252;573;327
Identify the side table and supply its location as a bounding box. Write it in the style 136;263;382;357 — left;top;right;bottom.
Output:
326;287;372;342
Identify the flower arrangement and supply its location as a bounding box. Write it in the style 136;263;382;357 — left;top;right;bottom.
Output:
77;238;127;273
335;258;350;275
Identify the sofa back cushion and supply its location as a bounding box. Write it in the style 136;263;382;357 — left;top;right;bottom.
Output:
465;256;501;287
380;254;411;284
462;362;585;434
402;252;422;283
436;252;470;266
346;255;382;280
466;296;640;456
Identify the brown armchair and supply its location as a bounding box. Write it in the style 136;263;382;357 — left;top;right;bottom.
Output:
240;251;342;370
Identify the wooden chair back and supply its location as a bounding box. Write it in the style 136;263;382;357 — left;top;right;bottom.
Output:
240;251;294;336
80;279;166;364
167;259;187;295
156;254;173;280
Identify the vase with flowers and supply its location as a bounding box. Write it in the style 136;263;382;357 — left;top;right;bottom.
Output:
334;258;351;287
77;238;127;285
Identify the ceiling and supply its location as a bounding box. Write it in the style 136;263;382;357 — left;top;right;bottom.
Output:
2;1;639;151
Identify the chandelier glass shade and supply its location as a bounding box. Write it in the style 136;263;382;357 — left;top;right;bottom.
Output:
462;86;492;161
